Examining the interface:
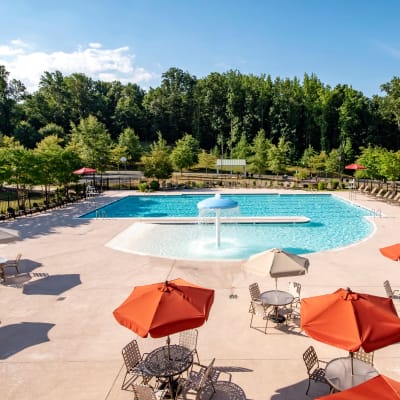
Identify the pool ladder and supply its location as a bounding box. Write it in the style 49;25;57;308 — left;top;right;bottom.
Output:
372;208;382;218
95;210;107;218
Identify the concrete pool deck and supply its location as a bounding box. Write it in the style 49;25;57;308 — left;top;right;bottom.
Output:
1;188;400;400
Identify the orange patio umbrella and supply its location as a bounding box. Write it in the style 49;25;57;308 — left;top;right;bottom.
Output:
345;163;366;170
73;167;97;175
316;374;400;400
380;243;400;262
301;288;400;353
113;278;214;339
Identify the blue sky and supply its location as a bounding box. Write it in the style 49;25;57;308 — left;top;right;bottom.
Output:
1;0;399;97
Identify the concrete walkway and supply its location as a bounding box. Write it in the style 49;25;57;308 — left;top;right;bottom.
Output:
1;189;400;400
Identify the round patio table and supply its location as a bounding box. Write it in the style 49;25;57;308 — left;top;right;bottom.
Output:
260;290;294;322
143;344;193;398
325;356;379;392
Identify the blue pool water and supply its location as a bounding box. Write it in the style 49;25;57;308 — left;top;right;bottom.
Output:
83;194;375;260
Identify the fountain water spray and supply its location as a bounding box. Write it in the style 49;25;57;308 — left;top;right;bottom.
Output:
197;194;239;247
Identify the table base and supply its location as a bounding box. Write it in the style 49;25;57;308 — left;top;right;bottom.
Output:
159;379;181;399
269;314;285;323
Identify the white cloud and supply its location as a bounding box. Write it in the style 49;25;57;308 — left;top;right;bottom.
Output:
0;40;158;92
374;40;400;59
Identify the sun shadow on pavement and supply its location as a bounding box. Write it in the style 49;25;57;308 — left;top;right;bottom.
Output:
22;273;81;295
199;380;247;400
271;379;331;399
0;321;55;359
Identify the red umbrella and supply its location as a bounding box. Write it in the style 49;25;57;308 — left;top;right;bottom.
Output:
301;288;400;353
380;243;400;261
345;163;366;170
316;374;400;400
113;278;214;339
73;167;97;175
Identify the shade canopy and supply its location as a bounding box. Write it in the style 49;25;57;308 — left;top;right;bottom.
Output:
316;374;400;400
113;278;214;338
380;243;400;262
0;227;21;244
345;163;366;170
197;194;238;210
301;288;400;352
244;248;309;282
73;167;97;175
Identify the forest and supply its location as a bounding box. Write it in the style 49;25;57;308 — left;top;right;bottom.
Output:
0;64;400;182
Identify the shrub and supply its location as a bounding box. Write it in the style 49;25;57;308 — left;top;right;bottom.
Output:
149;180;160;191
331;179;339;190
138;182;148;192
317;181;327;190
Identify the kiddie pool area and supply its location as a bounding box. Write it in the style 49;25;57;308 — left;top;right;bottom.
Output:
80;193;375;260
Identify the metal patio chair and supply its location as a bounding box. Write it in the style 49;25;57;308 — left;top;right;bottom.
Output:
302;346;332;395
179;329;200;364
121;339;152;390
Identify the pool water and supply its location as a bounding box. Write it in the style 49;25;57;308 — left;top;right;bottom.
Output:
82;194;375;260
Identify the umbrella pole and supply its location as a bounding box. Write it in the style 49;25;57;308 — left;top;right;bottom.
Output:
166;335;171;360
350;351;354;375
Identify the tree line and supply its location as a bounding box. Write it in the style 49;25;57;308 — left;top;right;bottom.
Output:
0;64;400;185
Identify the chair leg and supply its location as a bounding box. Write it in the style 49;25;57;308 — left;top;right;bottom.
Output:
305;378;311;395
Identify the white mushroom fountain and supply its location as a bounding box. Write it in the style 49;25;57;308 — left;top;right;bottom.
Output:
197;194;239;247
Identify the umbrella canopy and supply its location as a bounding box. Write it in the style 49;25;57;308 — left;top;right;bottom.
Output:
113;278;214;338
316;374;400;400
73;167;97;175
243;248;309;287
345;163;366;170
301;288;400;352
380;243;400;262
0;227;21;244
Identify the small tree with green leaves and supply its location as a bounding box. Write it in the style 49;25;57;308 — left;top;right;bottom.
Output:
170;133;199;174
142;131;173;181
118;127;142;163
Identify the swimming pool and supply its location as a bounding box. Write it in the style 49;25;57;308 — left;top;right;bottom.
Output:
83;193;375;260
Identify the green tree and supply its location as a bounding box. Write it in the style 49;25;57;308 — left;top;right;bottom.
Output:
232;133;250;159
0;65;27;136
357;145;386;180
142;132;173;180
118;127;142;163
249;129;270;175
380;77;400;148
38;123;65;139
69;115;112;171
170;133;199;174
268;136;290;174
197;150;217;174
34;135;80;199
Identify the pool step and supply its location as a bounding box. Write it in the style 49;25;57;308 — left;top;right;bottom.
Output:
130;216;310;224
